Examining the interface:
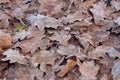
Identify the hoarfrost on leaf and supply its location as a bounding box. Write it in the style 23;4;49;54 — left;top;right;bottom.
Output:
2;49;27;64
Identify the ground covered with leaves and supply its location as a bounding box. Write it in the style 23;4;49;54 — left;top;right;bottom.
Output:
0;0;120;80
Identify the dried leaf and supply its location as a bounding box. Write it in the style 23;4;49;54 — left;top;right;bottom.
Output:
0;31;12;54
114;16;120;26
2;49;27;64
111;0;120;11
0;0;10;3
107;47;120;59
49;32;71;46
26;14;62;30
0;11;11;28
38;0;65;16
90;46;120;59
13;27;44;53
90;46;110;59
112;61;120;78
89;2;112;24
57;44;87;59
77;60;99;80
13;30;31;42
91;30;109;43
34;50;59;65
57;58;76;77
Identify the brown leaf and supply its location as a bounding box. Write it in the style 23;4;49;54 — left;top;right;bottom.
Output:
34;49;59;65
0;31;12;54
26;14;62;29
0;0;10;3
77;60;99;80
111;0;120;11
38;0;65;16
57;58;76;77
13;30;31;42
89;2;113;24
91;30;109;44
89;46;110;59
0;11;10;28
49;32;71;46
57;44;87;59
13;27;44;53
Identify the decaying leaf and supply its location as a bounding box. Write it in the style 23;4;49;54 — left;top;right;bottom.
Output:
107;47;120;59
89;2;112;24
26;14;62;30
111;0;120;11
2;49;27;64
13;27;44;53
34;49;59;65
114;16;120;26
0;0;10;3
89;46;110;59
112;60;120;80
61;10;92;27
57;44;87;59
91;30;109;44
57;58;76;77
38;0;65;16
49;32;71;46
76;33;94;48
0;31;12;54
77;60;99;80
13;30;31;42
90;45;120;60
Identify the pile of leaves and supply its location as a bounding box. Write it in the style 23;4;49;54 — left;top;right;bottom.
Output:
0;0;120;80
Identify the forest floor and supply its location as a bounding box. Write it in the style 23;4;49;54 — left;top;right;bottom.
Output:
0;0;120;80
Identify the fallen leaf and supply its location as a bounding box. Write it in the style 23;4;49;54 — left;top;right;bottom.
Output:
0;11;10;28
89;46;110;59
57;44;87;59
111;0;120;11
49;32;71;46
91;29;109;44
34;49;59;65
26;14;62;30
13;30;31;42
100;74;108;80
89;2;112;24
57;58;76;77
112;60;120;79
0;0;10;3
107;47;120;59
0;31;12;54
90;45;120;60
13;27;44;53
77;60;99;80
38;0;65;16
2;49;27;64
114;16;120;26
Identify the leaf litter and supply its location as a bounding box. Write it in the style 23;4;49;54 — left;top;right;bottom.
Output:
0;0;120;80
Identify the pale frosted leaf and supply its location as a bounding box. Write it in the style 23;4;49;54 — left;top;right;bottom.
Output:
49;32;71;46
114;16;120;26
89;2;112;24
78;60;99;80
13;30;31;42
112;61;120;78
57;44;87;59
2;49;27;64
